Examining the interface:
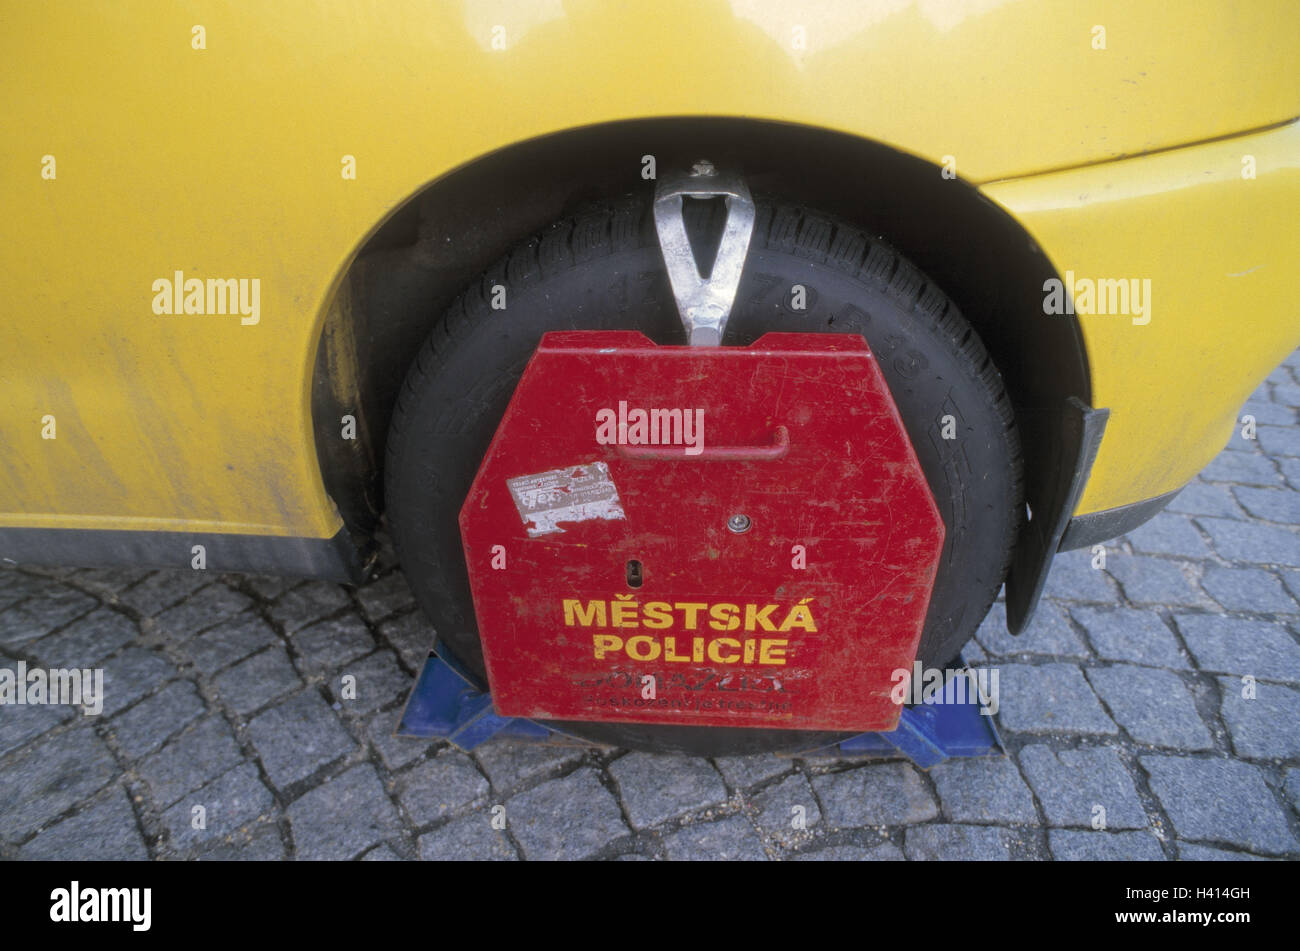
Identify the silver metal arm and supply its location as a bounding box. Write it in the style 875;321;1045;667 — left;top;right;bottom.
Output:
653;161;755;347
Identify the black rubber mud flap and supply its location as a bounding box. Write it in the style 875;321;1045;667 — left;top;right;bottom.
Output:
1058;488;1181;551
1005;396;1108;634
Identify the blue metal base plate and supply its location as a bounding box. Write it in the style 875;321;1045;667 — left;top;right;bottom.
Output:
397;645;1002;767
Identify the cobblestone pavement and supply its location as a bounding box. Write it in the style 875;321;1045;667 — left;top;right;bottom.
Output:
2;353;1299;861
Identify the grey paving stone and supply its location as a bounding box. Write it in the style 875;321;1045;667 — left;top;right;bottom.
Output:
1085;666;1213;750
1105;556;1211;608
1124;516;1210;559
1281;457;1300;492
1041;549;1118;603
182;613;280;676
1071;607;1190;668
1048;829;1164;861
152;584;253;640
473;738;588;794
0;726;118;842
99;647;178;715
809;761;936;829
1231;486;1300;525
117;571;209;616
1198;517;1300;566
1200;565;1297;614
1199;451;1282;488
162;763;275;853
287;764;403;861
361;844;402;861
356;572;416;624
30;608;138;667
246;691;358;792
1166;481;1246;519
904;824;1017;861
0;569;58;611
1019;745;1148;829
0;698;75;757
1177;844;1267;860
268;583;352;633
241;575;299;601
1270;381;1300;407
609;753;728;829
661;815;767;861
329;649;409;714
929;756;1038;824
1285;767;1300;810
961;636;989;664
397;750;490;826
996;664;1117;735
194;822;286;860
109;679;206;758
972;602;1006;653
1268;364;1298;387
506;767;628;860
1175;614;1300;682
749;773;821;846
1217;677;1300;759
212;647;301;715
138;715;244;808
377;611;436;671
1255;424;1300;458
291;614;375;678
364;710;433;771
1239;399;1295;427
977;599;1088;659
418;812;517;861
70;567;154;598
791;842;904;861
1221;434;1259;454
714;753;794;790
0;585;98;646
1142;755;1297;855
17;786;148;860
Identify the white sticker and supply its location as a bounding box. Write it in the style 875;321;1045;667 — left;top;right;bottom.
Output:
506;462;626;537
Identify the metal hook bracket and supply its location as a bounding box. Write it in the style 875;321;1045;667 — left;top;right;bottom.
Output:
653;160;755;346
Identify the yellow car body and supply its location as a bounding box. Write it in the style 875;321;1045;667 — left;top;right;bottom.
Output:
2;2;1297;611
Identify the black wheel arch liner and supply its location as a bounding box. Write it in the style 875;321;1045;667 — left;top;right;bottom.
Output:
311;118;1124;629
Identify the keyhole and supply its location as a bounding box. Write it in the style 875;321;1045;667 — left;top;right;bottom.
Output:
626;560;643;588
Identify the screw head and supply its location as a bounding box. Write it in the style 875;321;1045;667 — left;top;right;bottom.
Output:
727;513;752;534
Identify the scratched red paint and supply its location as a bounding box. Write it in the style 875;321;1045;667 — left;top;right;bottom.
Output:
460;331;944;732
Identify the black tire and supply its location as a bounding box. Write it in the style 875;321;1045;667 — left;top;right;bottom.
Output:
386;194;1022;755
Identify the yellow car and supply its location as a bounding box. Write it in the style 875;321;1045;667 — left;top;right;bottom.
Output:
3;1;1297;752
